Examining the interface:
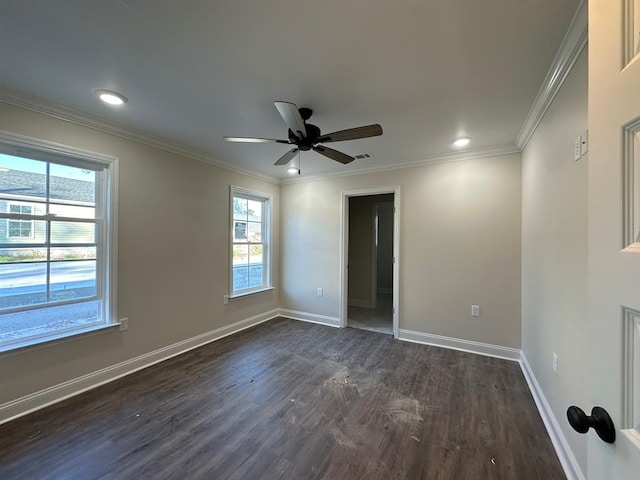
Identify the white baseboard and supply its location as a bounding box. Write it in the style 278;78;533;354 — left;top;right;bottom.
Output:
397;328;521;361
277;309;340;328
0;309;279;425
519;352;585;480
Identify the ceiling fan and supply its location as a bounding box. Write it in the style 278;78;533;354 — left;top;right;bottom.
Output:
224;101;383;166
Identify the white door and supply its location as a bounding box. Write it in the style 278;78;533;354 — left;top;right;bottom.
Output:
586;1;640;477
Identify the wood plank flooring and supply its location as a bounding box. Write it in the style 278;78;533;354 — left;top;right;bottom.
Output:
0;318;565;479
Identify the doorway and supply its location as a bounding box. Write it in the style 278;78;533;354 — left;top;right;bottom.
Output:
341;189;398;336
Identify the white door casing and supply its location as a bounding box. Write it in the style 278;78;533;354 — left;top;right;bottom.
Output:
340;187;400;338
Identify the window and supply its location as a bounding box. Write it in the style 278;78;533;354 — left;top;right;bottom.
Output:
7;203;34;238
0;138;117;350
230;186;271;296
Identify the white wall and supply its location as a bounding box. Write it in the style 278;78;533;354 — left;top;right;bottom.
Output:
521;48;588;471
0;102;280;407
281;154;522;348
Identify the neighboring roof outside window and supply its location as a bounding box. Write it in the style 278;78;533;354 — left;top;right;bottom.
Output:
0;170;94;203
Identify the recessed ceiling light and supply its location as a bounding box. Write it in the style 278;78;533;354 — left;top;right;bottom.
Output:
453;137;471;148
95;89;127;106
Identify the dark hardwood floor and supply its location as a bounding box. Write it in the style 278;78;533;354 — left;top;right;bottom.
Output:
0;318;565;479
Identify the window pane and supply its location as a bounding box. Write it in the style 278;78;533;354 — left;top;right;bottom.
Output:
248;265;263;288
49;203;95;219
4;219;47;243
49;163;96;205
247;199;262;222
249;244;263;265
249;245;264;288
0;300;101;345
50;221;95;244
50;259;96;302
50;246;96;261
0;154;47;201
248;222;262;242
9;203;33;215
233;266;249;291
0;260;46;310
0;247;47;263
233;197;247;220
233;244;248;266
233;221;247;242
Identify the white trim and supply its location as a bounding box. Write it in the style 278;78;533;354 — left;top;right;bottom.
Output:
281;144;520;185
0;130;120;341
515;0;588;149
0;322;120;356
340;187;400;338
0;88;279;185
622;307;640;437
519;352;586;480
397;328;520;361
229;185;273;296
277;309;340;327
0;309;278;425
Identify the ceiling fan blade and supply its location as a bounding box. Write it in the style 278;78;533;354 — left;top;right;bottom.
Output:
224;136;290;144
274;148;299;166
313;146;355;164
316;124;383;143
274;101;307;139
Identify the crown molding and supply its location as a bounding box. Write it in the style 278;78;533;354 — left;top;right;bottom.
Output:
280;143;520;184
515;0;587;150
0;88;280;185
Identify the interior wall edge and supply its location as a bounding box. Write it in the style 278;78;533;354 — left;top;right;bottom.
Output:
519;352;586;480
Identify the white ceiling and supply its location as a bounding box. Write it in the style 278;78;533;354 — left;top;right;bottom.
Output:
0;0;580;180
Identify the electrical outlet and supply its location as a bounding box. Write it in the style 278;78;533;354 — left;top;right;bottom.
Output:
317;288;323;297
119;318;129;331
552;352;558;374
471;305;480;317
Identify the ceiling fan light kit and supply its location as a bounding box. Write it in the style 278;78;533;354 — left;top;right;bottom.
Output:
224;101;383;173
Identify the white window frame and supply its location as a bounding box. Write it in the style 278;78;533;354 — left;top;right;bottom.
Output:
230;185;272;297
0;131;118;352
7;202;34;239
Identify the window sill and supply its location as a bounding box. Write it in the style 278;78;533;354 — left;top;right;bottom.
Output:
228;286;275;300
0;322;121;357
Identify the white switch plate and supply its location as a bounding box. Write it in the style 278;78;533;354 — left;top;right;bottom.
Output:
471;305;480;317
317;288;323;297
574;136;582;161
552;352;558;373
223;295;229;304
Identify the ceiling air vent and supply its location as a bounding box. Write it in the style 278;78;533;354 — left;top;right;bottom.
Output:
354;153;372;160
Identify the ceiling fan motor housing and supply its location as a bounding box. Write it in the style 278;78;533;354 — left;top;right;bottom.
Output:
289;122;321;151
